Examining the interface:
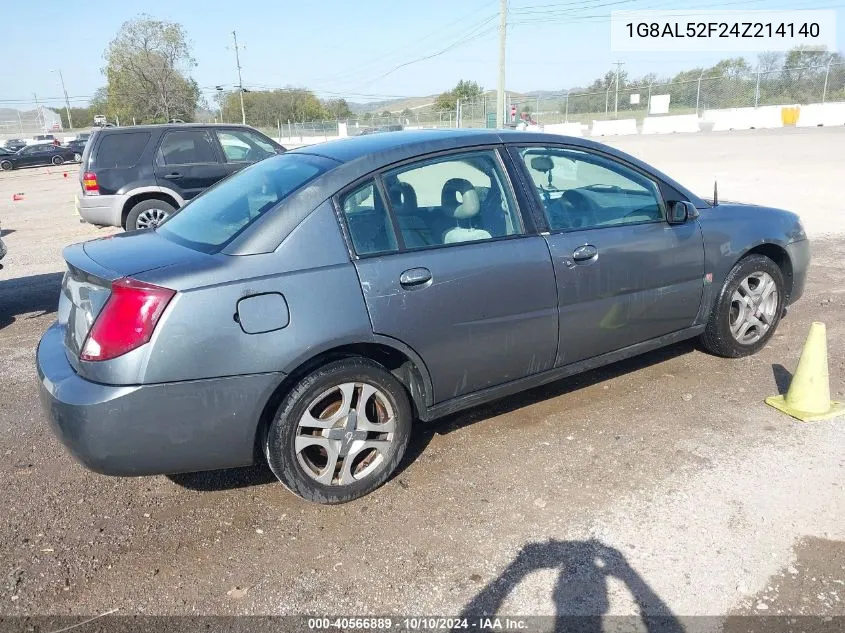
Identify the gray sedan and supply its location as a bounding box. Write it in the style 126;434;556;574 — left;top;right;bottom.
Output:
37;129;809;503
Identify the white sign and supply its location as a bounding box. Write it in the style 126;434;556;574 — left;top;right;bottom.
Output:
650;94;671;115
630;94;641;105
611;10;836;52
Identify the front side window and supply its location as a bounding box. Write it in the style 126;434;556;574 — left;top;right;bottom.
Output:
339;180;398;256
519;147;664;231
216;129;277;163
157;130;219;166
157;153;334;252
382;150;522;249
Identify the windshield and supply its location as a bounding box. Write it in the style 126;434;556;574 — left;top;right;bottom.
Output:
157;153;335;253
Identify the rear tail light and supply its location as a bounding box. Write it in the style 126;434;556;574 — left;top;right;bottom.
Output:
80;278;175;362
82;171;99;195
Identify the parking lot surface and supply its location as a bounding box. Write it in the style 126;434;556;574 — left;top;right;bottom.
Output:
0;128;843;618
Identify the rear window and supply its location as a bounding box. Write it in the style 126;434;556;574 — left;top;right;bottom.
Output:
94;132;151;168
157;153;335;253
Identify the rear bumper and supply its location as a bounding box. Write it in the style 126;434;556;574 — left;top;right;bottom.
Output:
76;193;122;228
786;239;810;305
37;322;284;476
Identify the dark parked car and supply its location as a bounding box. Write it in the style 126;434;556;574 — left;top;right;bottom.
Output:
65;138;88;158
0;143;78;170
76;123;286;230
0;218;6;270
38;129;809;503
4;139;26;152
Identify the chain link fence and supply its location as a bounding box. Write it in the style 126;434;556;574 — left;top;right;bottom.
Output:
272;60;845;140
0;107;64;142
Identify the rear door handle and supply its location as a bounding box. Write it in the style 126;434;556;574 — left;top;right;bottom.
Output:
399;267;432;289
572;244;598;262
162;172;183;180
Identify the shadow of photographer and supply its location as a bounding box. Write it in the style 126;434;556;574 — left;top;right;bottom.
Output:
461;539;684;633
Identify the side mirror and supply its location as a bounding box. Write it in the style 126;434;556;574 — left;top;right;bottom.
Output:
667;200;698;225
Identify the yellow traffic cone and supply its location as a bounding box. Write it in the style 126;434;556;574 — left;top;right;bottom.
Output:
765;322;845;422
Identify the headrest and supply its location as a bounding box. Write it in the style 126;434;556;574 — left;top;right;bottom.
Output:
388;181;418;215
453;188;481;220
441;178;474;211
530;155;554;173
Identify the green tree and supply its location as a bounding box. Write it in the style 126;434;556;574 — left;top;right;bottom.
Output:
323;98;352;119
434;79;484;111
401;108;413;117
103;15;200;123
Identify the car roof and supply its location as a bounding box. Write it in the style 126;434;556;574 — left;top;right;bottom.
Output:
97;123;256;134
288;128;651;166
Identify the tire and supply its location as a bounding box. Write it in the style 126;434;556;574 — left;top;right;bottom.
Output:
0;160;12;171
51;155;63;166
700;254;786;358
125;199;176;231
73;153;82;162
265;358;413;504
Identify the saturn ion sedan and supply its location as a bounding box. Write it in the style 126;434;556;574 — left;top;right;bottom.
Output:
37;129;809;503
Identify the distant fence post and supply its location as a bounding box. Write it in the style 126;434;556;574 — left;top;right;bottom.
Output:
822;60;833;103
754;67;761;107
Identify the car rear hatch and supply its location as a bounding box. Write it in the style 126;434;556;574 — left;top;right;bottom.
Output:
59;231;208;370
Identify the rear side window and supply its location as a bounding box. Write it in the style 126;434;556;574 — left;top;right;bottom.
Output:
157;153;334;253
339;180;398;255
94;132;151;169
157;130;218;165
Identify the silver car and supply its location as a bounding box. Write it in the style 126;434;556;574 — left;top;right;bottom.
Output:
37;130;809;503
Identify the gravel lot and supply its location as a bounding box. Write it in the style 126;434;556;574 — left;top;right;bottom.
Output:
0;128;843;623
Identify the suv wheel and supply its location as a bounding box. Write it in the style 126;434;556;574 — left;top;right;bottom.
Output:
126;199;176;231
700;254;786;357
265;358;413;504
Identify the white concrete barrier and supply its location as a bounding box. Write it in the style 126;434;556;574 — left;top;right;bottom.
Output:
796;102;845;127
641;115;700;134
705;106;787;131
542;122;584;137
591;119;638;136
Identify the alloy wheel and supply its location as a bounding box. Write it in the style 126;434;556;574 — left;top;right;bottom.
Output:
135;208;170;229
729;271;779;345
295;382;396;486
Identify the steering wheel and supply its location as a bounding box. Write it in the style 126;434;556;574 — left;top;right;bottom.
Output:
559;189;599;229
622;204;659;221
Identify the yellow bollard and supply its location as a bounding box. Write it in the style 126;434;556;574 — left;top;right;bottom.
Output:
766;322;845;422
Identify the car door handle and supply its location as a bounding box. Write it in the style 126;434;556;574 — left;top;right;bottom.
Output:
162;172;183;180
572;244;598;262
399;267;432;289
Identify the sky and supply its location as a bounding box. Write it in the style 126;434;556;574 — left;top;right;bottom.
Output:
1;0;843;111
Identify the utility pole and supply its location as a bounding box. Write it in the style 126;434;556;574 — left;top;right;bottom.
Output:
496;0;507;128
51;69;73;130
232;30;246;125
613;60;625;118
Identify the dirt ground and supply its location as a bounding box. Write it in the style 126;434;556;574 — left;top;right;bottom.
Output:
0;128;843;624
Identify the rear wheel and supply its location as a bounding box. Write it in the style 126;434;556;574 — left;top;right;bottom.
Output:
265;358;412;504
125;199;176;231
700;254;785;357
51;155;63;166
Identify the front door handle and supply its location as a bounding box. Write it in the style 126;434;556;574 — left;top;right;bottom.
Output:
162;172;183;180
572;244;598;262
399;267;432;289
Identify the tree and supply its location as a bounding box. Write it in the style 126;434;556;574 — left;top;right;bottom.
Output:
103;15;200;123
220;88;327;126
380;110;392;117
323;98;352;119
434;79;484;111
401;108;413;118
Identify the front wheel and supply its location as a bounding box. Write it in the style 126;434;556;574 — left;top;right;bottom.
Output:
0;160;12;171
265;358;413;504
73;153;82;162
700;254;786;357
51;155;63;166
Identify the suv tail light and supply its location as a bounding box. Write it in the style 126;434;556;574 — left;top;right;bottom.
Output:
80;278;175;362
82;171;99;195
